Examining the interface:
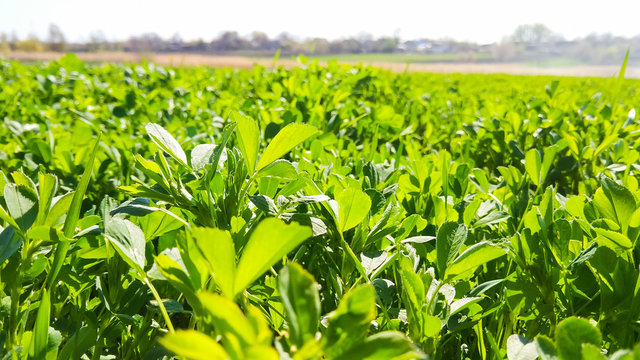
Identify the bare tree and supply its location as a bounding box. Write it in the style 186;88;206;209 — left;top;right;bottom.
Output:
491;38;518;61
47;23;67;52
307;38;330;54
0;33;10;53
16;34;44;52
87;31;106;52
9;31;18;50
511;24;563;44
212;31;247;51
376;37;398;53
250;31;270;50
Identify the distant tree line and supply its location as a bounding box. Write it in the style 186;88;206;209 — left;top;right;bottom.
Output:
0;26;402;56
1;23;639;65
0;24;67;53
490;24;640;64
111;31;403;56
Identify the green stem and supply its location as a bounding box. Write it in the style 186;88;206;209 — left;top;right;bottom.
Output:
338;230;369;282
627;249;636;269
515;180;543;233
8;281;19;351
8;236;31;350
474;320;486;360
427;281;445;315
143;277;175;333
91;331;105;360
235;174;256;216
124;311;152;360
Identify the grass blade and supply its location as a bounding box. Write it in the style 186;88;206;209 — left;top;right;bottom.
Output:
31;288;50;360
46;134;101;288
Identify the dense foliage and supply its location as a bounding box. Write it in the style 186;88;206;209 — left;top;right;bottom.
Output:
1;54;640;359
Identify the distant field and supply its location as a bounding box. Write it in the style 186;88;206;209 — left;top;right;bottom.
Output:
300;53;632;69
523;57;589;68
303;52;493;63
2;51;638;78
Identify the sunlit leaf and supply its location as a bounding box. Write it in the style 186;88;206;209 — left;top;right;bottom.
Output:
146;123;189;168
234;218;311;295
256;123;318;171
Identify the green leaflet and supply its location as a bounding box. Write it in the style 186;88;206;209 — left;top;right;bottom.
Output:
160;330;229;360
596;177;636;233
436;221;467;276
192;227;236;298
535;336;558;360
35;172;57;226
234;218;311;295
555;317;602;360
105;217;146;273
4;183;38;233
46;134;101;289
233;112;260;175
333;331;420;360
278;263;321;347
146;123;189;168
324;284;377;357
335;187;371;233
0;226;18;265
525;149;542;186
256;123;318;171
445;241;506;281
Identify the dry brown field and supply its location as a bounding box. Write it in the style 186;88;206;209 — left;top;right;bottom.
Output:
3;51;639;78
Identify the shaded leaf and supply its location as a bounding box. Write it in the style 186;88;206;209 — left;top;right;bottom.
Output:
105;217;146;273
4;183;38;232
535;335;558;360
555;317;602;360
446;241;506;281
436;221;467;276
0;226;18;265
249;195;278;215
278;263;320;347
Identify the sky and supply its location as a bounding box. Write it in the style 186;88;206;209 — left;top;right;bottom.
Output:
1;0;639;44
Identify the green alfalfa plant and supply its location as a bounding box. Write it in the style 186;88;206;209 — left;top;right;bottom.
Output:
398;221;507;357
507;316;640;360
159;263;422;360
123;114;317;229
0;134;101;357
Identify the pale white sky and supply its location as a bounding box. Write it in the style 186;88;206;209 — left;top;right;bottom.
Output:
1;0;639;44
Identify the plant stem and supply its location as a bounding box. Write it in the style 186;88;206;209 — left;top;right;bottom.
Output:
143;277;175;333
338;230;369;282
426;280;445;316
8;235;31;350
